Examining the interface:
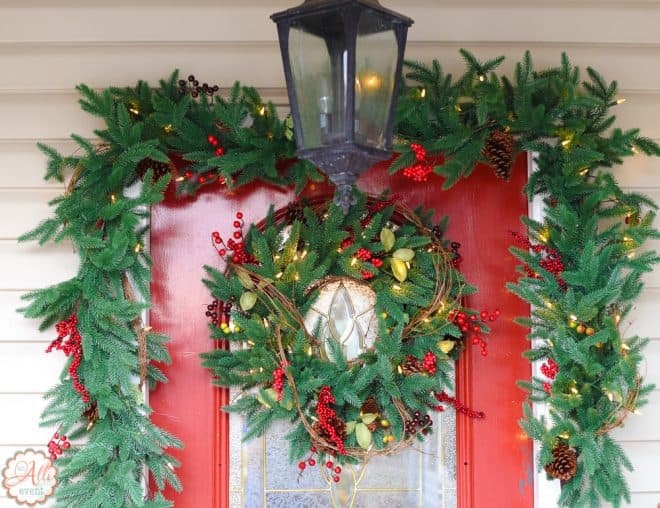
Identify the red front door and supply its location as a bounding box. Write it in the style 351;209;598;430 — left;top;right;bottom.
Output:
149;155;533;507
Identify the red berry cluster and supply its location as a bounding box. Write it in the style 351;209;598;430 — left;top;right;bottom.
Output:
511;232;567;290
405;410;432;436
272;367;285;401
212;212;255;264
354;248;384;280
47;315;90;403
448;308;499;356
423;352;437;374
403;143;433;182
47;430;70;461
432;391;485;419
540;358;559;395
325;460;342;483
449;241;463;268
316;386;346;455
205;299;231;326
207;134;226;157
298;446;318;474
540;358;558;379
360;195;402;228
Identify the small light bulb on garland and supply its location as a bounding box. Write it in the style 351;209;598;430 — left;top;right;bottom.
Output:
46;314;89;403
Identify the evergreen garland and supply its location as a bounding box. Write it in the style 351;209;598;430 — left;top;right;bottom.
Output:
20;50;660;507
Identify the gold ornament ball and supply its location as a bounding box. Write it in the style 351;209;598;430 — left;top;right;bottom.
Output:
585;327;595;336
576;324;586;334
569;320;577;328
380;419;390;428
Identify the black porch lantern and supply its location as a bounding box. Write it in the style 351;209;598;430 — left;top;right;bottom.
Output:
272;0;413;211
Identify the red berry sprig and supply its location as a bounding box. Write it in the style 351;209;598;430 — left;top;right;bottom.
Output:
47;315;90;403
432;391;485;419
325;460;342;483
208;134;227;157
449;241;463;268
423;352;437;374
448;308;500;356
297;446;323;481
47;430;71;461
403;143;433;182
212;212;255;265
316;386;346;455
272;367;285;402
511;231;567;290
405;410;433;437
540;358;559;380
540;358;559;395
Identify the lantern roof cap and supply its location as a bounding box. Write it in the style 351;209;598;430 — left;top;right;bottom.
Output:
271;0;413;26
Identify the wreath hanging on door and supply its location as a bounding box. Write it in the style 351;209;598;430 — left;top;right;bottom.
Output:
20;50;660;507
202;193;489;467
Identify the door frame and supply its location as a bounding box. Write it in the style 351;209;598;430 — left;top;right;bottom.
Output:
149;154;534;507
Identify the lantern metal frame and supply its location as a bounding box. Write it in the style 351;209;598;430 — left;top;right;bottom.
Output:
272;0;413;211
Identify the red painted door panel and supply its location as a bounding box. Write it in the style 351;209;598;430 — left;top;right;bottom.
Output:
150;155;533;507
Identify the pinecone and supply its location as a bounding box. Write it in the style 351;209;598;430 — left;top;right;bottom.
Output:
136;158;171;181
82;402;99;430
361;397;380;415
545;443;577;481
484;130;516;181
312;416;347;454
401;355;425;376
284;201;306;225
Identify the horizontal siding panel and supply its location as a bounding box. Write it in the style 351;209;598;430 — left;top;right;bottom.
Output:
0;343;63;393
0;394;51;444
0;241;78;290
0;43;659;93
626;289;660;338
1;5;660;45
613;391;660;442
0;292;44;341
0;189;60;239
622;441;660;492
629;493;660;507
610;155;660;189
0;140;74;189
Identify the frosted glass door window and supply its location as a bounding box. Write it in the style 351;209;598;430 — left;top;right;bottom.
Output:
227;390;457;508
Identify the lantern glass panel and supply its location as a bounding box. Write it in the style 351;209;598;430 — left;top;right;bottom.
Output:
289;13;348;150
355;12;398;149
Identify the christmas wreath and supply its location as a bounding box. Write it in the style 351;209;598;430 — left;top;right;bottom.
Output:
20;50;660;507
201;194;492;465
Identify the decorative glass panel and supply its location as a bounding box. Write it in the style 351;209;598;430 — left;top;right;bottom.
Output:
228;399;456;507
